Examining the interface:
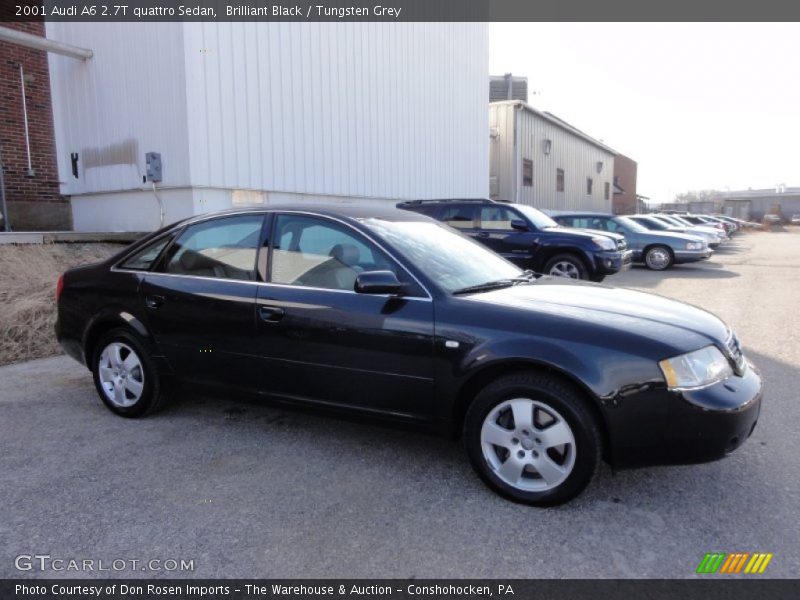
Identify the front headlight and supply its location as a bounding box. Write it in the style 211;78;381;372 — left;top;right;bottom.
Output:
592;236;616;251
686;241;704;250
659;345;732;390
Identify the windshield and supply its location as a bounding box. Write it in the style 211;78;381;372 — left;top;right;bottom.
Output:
616;216;648;233
361;219;523;293
670;215;694;226
637;217;668;231
513;204;560;229
655;215;682;226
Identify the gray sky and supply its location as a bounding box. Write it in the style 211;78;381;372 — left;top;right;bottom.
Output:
489;23;800;203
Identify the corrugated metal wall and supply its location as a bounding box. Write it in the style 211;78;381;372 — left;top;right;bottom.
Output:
490;103;614;212
182;22;488;199
48;22;488;202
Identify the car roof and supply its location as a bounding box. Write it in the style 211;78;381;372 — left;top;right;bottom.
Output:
550;211;615;217
178;203;433;227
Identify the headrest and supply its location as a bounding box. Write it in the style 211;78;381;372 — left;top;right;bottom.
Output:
329;243;360;266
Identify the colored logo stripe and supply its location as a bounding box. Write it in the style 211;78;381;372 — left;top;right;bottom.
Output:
744;553;773;574
697;553;726;574
697;552;773;574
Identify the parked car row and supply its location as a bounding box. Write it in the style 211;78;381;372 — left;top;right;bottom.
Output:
397;199;632;282
395;200;750;277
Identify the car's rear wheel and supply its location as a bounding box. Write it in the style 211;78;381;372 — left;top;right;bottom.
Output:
464;372;601;506
644;245;674;271
544;254;589;280
92;328;168;417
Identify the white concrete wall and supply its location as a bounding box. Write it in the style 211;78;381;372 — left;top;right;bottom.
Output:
47;22;190;195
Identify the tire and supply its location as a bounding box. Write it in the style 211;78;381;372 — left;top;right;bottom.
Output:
464;372;601;506
91;328;169;417
644;245;674;271
543;254;589;280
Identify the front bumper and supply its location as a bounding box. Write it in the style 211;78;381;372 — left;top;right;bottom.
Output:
674;248;713;263
593;249;633;275
610;362;762;467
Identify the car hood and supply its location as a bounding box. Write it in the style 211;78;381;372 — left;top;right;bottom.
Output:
542;226;624;242
636;230;705;243
465;279;729;352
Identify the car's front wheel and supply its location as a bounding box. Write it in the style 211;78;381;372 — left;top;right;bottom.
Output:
644;245;674;271
92;328;169;417
544;254;589;280
464;372;601;506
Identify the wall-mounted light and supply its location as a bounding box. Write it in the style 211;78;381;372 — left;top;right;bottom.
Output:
489;126;500;140
596;161;604;173
543;139;552;155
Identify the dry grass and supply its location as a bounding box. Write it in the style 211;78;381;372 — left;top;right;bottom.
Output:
0;243;124;366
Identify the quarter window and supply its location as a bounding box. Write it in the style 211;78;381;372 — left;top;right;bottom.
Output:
119;236;172;271
164;215;264;280
270;215;396;291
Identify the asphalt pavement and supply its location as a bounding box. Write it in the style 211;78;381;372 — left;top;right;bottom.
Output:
1;229;798;579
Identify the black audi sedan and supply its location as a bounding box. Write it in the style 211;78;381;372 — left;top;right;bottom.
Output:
56;205;763;506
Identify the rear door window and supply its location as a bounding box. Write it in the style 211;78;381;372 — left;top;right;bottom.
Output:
162;215;264;280
440;205;477;229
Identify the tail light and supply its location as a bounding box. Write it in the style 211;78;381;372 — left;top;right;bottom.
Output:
56;274;64;302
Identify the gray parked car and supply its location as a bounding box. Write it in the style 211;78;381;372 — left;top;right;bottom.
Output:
627;214;723;249
551;213;711;271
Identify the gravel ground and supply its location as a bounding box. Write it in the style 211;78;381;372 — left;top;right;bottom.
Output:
1;229;798;579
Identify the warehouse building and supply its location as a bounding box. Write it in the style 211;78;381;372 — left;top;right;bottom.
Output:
2;22;488;232
718;187;800;221
489;101;615;212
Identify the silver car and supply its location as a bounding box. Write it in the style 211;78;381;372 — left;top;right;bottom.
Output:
552;213;712;271
630;215;724;249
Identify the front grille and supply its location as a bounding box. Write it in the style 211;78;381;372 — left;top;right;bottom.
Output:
725;331;746;373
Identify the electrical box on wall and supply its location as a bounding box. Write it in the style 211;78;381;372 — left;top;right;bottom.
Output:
145;152;162;182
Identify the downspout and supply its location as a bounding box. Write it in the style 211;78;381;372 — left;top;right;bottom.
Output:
513;104;521;203
18;64;34;177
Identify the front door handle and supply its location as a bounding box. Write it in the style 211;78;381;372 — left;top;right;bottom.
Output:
477;231;490;238
259;305;285;323
145;294;165;309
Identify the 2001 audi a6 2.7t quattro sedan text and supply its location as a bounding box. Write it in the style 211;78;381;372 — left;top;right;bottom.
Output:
56;206;763;505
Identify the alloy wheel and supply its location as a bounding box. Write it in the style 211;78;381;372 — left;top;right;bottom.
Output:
480;398;576;492
97;342;145;408
549;261;581;279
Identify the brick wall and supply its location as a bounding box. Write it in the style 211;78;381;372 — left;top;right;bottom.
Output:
0;20;70;230
612;153;638;215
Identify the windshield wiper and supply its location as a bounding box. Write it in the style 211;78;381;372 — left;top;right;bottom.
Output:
452;279;517;295
512;269;536;283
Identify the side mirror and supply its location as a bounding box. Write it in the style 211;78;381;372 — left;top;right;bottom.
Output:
355;271;404;295
510;219;529;232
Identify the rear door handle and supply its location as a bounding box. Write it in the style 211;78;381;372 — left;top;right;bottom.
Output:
259;305;285;322
477;231;490;238
145;294;165;309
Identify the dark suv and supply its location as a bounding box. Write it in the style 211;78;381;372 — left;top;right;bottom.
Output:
397;199;631;282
